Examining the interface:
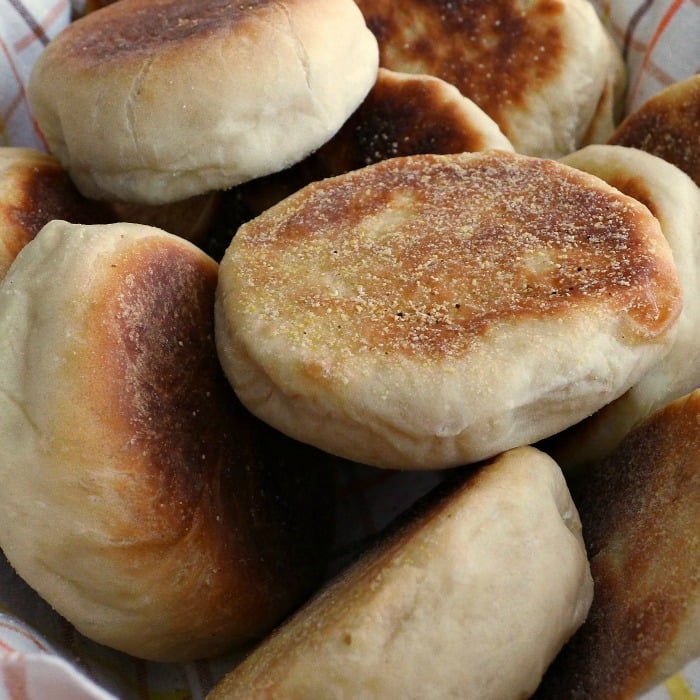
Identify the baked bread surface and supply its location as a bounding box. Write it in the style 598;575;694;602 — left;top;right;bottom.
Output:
535;389;700;699
216;150;682;469
207;446;593;700
545;144;700;472
28;0;379;204
353;0;625;157
0;220;335;661
609;73;700;188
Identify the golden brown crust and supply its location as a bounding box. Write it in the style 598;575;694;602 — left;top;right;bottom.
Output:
233;151;680;362
0;222;336;661
609;74;700;188
535;390;700;699
354;0;565;127
0;148;109;277
86;236;335;657
351;0;618;157
309;68;512;169
63;0;275;64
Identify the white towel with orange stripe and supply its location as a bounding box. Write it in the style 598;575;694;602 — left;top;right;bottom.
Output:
0;0;67;149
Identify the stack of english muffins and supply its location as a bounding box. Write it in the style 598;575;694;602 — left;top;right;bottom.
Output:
0;0;698;697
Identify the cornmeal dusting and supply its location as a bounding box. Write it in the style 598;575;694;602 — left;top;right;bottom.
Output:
227;151;679;360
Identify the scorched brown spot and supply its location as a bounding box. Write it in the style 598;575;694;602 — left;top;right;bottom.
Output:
62;0;279;62
97;238;222;511
89;235;333;630
345;73;495;163
610;75;700;188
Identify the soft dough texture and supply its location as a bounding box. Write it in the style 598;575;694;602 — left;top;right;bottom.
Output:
216;150;682;470
27;0;379;204
544;144;700;472
535;390;700;699
0;221;335;661
353;0;626;158
207;446;593;700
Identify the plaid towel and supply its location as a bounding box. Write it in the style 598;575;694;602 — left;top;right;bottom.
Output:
594;0;700;111
0;0;69;149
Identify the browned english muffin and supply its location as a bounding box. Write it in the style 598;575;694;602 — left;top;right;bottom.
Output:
216;150;682;470
207;446;592;700
542;144;700;473
353;0;625;158
28;0;379;204
535;389;700;699
609;73;700;188
0;147;109;279
0;221;336;662
227;67;513;223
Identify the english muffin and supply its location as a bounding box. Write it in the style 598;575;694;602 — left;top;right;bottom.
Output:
208;446;593;700
28;0;379;204
544;144;700;472
535;389;700;699
0;220;335;661
215;150;682;470
353;0;626;157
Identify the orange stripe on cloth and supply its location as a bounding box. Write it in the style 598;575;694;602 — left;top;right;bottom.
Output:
0;620;51;654
0;36;25;121
627;0;686;105
0;35;47;149
0;660;28;700
0;638;17;654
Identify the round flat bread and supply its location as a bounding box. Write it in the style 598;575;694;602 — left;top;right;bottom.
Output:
535;389;700;699
544;144;700;472
0;221;335;661
215;150;682;470
609;73;700;188
0;147;109;279
28;0;379;204
207;446;593;700
353;0;625;158
228;67;514;222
